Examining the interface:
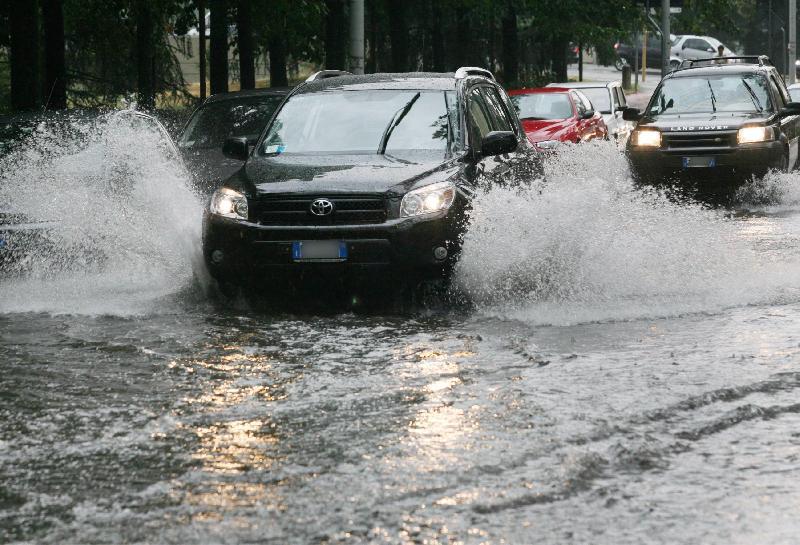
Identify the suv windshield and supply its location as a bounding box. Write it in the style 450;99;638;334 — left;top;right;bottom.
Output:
259;90;458;155
179;95;284;149
510;93;573;120
648;73;773;116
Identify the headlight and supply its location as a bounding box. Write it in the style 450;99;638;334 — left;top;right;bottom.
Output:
209;187;248;220
534;140;560;150
400;181;456;218
738;126;773;144
633;129;661;147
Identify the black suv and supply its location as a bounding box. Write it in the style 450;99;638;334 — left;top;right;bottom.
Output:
202;68;539;297
624;56;800;194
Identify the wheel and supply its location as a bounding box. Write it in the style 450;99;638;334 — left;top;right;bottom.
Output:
614;57;627;71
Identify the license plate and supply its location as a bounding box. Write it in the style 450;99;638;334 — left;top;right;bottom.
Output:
682;156;716;168
292;240;347;262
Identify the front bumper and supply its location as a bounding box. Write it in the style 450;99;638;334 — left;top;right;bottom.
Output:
627;140;784;185
202;208;464;286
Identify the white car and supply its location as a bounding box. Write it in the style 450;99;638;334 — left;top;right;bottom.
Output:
546;80;633;144
671;35;735;67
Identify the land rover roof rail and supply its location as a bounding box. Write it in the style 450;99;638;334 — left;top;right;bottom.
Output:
305;70;353;82
454;67;495;81
677;55;773;71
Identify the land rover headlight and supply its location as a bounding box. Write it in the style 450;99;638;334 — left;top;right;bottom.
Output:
210;187;248;220
633;129;661;147
400;182;456;218
738;126;773;144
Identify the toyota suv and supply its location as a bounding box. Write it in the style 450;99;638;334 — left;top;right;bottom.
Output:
202;68;539;299
624;56;800;196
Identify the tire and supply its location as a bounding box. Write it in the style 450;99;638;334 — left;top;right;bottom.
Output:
614;57;627;71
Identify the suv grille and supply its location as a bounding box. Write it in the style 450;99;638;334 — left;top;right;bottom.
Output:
663;132;737;149
253;194;388;225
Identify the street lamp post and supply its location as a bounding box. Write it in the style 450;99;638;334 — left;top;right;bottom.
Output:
790;0;796;84
661;0;670;78
349;0;365;75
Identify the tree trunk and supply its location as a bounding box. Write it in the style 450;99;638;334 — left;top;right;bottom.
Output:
210;0;228;94
236;0;255;89
135;0;156;110
386;0;407;71
198;0;207;100
454;9;471;67
430;0;445;71
501;1;518;85
269;36;288;87
42;0;67;109
325;0;347;69
9;0;40;111
366;0;378;73
551;36;568;82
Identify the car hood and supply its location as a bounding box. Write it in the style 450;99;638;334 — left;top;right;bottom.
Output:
521;118;575;142
181;147;244;195
640;112;769;131
235;151;454;196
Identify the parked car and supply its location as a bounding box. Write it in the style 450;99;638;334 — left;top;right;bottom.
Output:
178;88;289;194
507;87;607;150
614;33;681;71
623;56;800;197
671;35;735;65
202;68;541;299
546;81;632;143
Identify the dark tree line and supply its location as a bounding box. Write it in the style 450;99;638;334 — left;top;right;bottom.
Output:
0;0;768;113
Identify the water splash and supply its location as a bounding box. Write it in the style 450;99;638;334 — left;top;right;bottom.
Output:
455;141;800;325
0;111;205;315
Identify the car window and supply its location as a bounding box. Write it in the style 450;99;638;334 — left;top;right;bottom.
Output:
685;38;712;51
260;90;453;155
480;87;514;132
467;87;494;147
648;74;773;116
571;91;588;115
615;86;627;108
575;87;611;113
771;73;791;106
510;93;573;120
789;85;800;103
179;95;284;149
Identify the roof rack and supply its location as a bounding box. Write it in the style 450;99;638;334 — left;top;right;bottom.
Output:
677;55;773;71
305;70;353;82
454;67;495;81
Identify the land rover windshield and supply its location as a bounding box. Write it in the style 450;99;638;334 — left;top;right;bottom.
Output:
647;73;773;116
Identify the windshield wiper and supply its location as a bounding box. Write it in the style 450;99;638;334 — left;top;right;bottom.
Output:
741;79;764;112
707;80;717;113
378;92;420;154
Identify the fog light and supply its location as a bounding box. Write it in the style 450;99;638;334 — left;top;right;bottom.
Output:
211;250;224;264
433;246;448;260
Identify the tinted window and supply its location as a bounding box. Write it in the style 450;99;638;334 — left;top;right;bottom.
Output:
648;74;773;116
571;92;587;116
685;38;712;51
615;87;627;107
179;95;284;149
260;90;454;155
467;87;494;146
510;93;573;120
481;87;513;132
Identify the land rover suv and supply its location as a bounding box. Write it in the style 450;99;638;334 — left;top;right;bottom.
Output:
202;68;540;297
624;56;800;195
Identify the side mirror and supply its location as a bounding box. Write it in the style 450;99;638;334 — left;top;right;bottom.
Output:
622;107;642;121
581;109;595;119
682;43;689;50
222;136;249;160
615;105;627;112
780;102;800;117
481;130;517;157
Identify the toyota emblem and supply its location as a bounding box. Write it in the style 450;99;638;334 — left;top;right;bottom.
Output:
310;198;334;216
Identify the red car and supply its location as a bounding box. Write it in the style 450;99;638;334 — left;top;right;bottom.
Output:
507;87;608;150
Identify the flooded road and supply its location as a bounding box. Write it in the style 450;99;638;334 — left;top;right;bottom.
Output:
2;120;800;544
